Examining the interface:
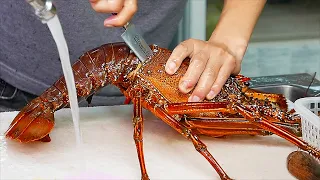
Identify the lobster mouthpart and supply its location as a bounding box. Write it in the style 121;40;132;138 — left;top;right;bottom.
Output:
5;97;54;143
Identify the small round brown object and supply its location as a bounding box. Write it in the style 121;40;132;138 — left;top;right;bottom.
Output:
287;151;320;180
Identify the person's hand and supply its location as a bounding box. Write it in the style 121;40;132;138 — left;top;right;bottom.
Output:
164;0;266;102
165;39;242;102
89;0;137;27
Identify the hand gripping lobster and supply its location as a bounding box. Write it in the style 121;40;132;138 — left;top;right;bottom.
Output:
5;42;320;180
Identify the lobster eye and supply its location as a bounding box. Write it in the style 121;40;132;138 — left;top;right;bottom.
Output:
244;81;250;86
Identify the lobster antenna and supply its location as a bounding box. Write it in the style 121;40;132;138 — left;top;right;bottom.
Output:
304;72;316;97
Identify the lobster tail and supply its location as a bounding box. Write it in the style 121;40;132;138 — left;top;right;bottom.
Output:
5;42;135;143
5;97;55;142
5;78;67;143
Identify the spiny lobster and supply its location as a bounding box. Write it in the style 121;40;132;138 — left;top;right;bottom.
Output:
5;42;320;180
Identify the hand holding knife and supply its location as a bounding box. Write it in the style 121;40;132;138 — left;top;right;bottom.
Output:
112;13;153;63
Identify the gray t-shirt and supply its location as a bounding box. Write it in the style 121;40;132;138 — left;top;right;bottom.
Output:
0;0;186;105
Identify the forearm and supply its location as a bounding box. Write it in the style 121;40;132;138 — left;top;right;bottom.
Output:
209;0;266;61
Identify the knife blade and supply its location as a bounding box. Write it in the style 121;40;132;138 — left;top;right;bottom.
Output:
111;13;153;62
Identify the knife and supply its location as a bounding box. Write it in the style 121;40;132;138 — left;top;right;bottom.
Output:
112;13;153;62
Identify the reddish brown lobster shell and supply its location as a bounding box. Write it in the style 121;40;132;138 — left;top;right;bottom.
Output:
5;42;320;180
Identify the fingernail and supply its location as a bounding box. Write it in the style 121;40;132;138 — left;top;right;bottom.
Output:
207;90;216;99
166;61;176;73
180;80;189;90
105;24;114;27
189;95;200;102
104;16;116;26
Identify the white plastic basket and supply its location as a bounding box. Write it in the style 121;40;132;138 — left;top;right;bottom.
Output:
294;97;320;150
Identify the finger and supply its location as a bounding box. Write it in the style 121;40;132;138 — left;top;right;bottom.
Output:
232;60;242;75
104;0;138;27
189;55;222;102
165;39;196;75
207;54;237;100
90;0;124;13
179;50;209;96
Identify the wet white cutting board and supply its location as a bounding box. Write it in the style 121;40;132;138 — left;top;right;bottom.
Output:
0;103;298;180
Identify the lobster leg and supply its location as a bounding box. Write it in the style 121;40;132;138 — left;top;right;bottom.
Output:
166;102;300;135
185;117;301;137
144;102;232;180
184;117;272;137
132;94;149;180
233;103;320;160
165;102;230;114
165;102;319;159
124;97;131;104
